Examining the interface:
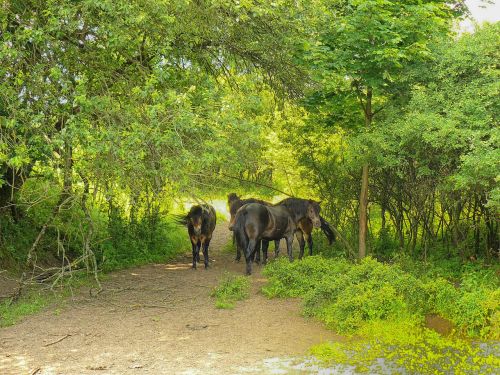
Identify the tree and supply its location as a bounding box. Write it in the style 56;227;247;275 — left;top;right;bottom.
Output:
304;0;464;257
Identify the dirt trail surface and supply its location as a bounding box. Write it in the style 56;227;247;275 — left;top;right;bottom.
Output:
0;222;341;374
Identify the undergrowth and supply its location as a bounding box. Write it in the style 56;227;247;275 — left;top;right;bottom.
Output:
211;272;250;309
263;256;500;373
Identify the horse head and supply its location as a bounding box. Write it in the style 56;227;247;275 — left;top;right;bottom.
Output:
227;193;240;207
307;200;322;228
189;206;204;235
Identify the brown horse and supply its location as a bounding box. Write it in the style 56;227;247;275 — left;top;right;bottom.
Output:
284;216;336;259
176;204;216;269
233;198;321;275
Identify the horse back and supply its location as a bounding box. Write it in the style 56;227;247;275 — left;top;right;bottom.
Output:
202;204;217;237
245;204;294;240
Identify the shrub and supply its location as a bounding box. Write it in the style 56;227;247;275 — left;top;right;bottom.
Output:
301;257;427;333
262;256;349;298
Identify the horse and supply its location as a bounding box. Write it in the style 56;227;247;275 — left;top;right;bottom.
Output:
176;204;217;269
227;193;279;263
281;216;336;259
233;198;321;275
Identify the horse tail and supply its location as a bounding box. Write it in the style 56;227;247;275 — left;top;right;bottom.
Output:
320;216;336;244
233;210;248;256
171;213;189;226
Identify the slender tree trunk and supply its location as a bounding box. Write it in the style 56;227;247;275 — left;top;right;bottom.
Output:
358;165;369;258
358;87;372;258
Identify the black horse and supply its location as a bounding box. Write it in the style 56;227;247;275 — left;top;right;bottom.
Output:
227;193;279;263
233;198;321;275
261;198;335;260
176;204;216;269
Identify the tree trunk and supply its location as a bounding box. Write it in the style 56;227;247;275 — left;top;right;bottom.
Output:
358;87;372;258
358;164;369;258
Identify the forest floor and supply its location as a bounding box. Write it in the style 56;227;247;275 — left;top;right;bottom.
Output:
0;221;342;374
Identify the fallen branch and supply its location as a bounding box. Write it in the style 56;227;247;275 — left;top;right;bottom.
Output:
43;334;72;347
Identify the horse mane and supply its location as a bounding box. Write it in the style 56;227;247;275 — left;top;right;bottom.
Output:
274;197;309;214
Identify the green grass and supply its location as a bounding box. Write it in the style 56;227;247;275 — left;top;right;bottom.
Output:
0;292;51;327
211;272;250;309
222;237;237;255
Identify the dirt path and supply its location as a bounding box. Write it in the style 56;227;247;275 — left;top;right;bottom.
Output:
0;222;341;374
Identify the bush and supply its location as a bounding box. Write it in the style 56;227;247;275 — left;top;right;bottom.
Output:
263;255;499;339
262;256;349;298
311;324;500;374
302;257;427;333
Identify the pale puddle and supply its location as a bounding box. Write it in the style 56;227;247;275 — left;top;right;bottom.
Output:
236;341;500;374
236;356;392;374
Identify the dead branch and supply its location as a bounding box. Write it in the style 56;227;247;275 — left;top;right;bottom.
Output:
27;195;73;267
330;227;357;259
43;334;72;347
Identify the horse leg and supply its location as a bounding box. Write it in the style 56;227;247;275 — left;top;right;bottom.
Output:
261;240;269;265
296;231;305;260
245;239;257;275
203;239;210;269
191;241;197;269
306;234;313;256
253;240;261;264
274;239;280;258
286;235;294;262
196;240;201;267
234;233;241;262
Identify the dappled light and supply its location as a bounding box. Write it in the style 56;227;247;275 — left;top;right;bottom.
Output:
163;263;192;271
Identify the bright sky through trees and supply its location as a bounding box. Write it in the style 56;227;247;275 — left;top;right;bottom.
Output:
462;0;500;31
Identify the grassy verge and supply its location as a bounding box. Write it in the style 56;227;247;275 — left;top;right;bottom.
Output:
262;256;500;373
0;291;52;327
0;274;96;327
211;272;250;309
